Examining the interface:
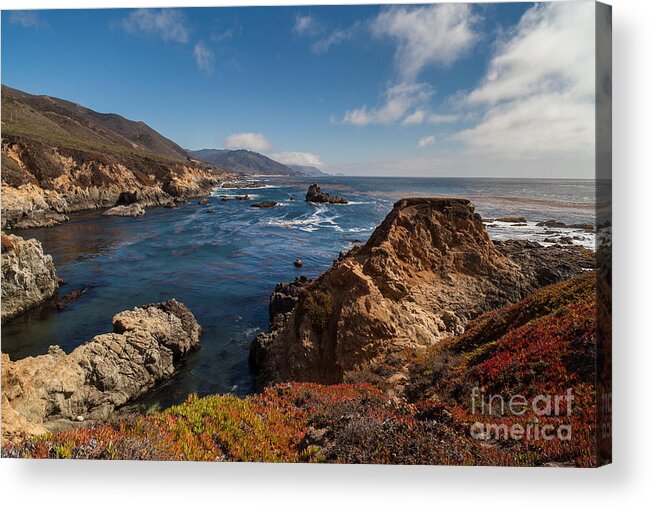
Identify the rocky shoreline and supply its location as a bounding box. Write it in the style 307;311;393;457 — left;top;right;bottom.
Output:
2;300;201;445
1;194;597;461
1;138;229;230
250;198;594;387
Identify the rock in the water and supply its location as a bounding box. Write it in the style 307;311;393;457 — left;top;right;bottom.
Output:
294;258;303;268
1;233;59;321
536;219;567;228
1;299;201;444
494;239;593;287
54;288;90;311
198;198;210;205
251;201;278;208
305;184;348;204
568;223;595;232
494;217;527;223
536;220;594;232
251;198;593;386
221;181;265;189
102;203;145;217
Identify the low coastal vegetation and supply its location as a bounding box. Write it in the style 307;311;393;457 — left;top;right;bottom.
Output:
3;273;599;466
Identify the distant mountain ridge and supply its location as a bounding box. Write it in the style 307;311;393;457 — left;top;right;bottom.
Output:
288;164;329;177
189;149;296;176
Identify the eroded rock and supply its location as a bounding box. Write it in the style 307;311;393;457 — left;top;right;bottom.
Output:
251;198;592;386
1;233;59;321
1;299;201;444
102;203;145;217
305;184;348;204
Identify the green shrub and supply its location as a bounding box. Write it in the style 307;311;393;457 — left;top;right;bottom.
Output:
303;291;333;333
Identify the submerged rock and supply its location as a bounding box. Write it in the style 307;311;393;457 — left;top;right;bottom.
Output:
251;201;278;208
494;216;526;223
1;299;202;444
251;198;593;386
102;203;145;217
54;288;90;311
305;184;348;204
1;233;59;322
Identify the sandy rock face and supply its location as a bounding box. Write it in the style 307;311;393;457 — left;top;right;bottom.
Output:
1;139;223;229
1;233;59;321
102;203;145;217
1;299;201;444
251;198;593;386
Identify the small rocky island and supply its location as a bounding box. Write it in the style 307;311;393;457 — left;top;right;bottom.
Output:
305;184;348;204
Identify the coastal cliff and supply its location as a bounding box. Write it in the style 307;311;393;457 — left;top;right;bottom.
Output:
251;198;593;386
1;232;59;321
1;300;201;445
1;86;229;229
3;274;599;466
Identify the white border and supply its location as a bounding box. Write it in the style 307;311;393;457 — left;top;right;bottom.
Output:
1;0;649;505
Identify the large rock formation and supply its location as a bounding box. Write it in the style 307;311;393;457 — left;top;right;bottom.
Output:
305;184;348;204
1;233;59;321
1;300;201;444
251;198;593;386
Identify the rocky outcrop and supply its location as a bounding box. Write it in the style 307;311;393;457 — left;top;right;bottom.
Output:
1;299;201;444
494;240;593;287
1;141;223;229
102;203;145;217
1;86;231;229
251;198;593;386
305;184;348;204
1;233;59;321
251;201;278;208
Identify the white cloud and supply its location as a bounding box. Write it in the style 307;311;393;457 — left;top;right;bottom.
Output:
270;152;324;168
210;24;241;43
342;83;434;126
338;4;477;128
120;9;190;43
225;133;273;152
293;15;316;35
428;113;460;124
372;4;479;81
418;136;437;148
8;11;44;28
312;28;351;54
456;93;594;157
457;2;596;159
193;42;214;73
401;110;426;126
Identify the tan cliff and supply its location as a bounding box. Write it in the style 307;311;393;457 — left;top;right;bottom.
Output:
1;232;59;321
1;138;226;229
1;300;201;445
251;198;593;386
1;86;231;229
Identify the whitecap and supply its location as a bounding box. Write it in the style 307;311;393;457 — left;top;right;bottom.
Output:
266;206;342;232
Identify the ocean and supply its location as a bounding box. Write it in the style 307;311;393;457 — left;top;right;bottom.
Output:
2;176;596;410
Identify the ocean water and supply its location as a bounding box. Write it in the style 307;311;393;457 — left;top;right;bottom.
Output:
2;176;595;409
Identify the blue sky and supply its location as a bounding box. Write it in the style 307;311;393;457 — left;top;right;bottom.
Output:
2;3;597;177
